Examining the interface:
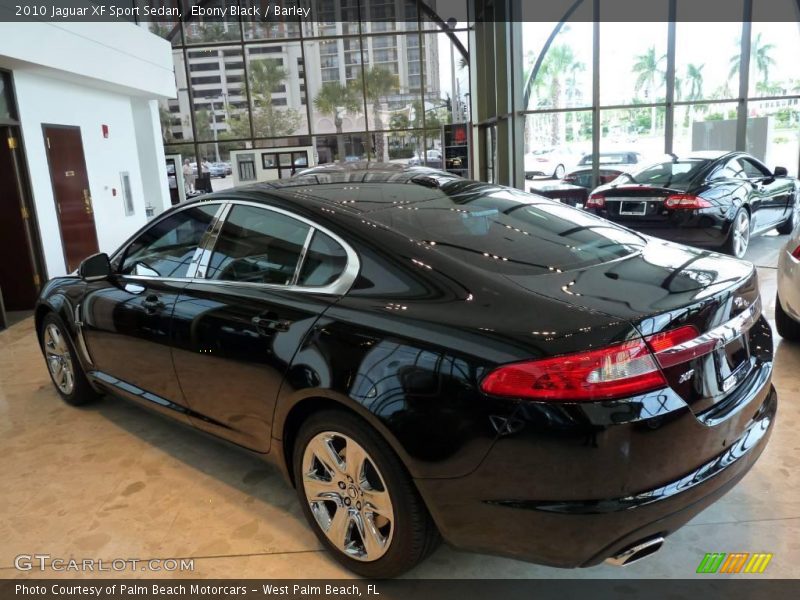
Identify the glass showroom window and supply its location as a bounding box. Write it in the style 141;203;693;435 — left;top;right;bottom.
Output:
246;42;309;138
522;19;593;112
187;46;252;160
746;21;800;177
304;37;367;140
672;101;740;157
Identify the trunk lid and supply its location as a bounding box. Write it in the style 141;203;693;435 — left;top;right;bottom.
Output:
595;184;685;222
504;239;763;414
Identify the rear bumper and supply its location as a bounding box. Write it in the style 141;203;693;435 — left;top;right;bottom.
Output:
415;378;776;568
589;208;730;248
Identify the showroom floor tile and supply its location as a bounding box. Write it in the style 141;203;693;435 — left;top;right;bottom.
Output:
1;235;798;579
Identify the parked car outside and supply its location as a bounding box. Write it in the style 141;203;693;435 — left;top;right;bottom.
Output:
584;151;799;258
524;146;584;179
36;162;776;578
562;150;646;189
776;218;800;340
408;149;443;169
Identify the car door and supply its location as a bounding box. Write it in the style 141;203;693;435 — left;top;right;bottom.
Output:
738;156;789;230
80;202;223;418
170;201;355;452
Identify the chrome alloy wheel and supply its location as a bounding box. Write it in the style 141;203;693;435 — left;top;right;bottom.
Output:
44;323;75;395
302;431;395;562
732;210;750;258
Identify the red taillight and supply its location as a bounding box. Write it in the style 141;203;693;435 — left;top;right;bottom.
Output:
644;325;712;368
664;194;712;210
480;339;666;401
563;175;576;183
587;193;605;208
480;325;709;402
791;245;800;260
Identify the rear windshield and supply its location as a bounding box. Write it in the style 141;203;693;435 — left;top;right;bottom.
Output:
625;159;709;187
579;153;636;165
369;184;646;275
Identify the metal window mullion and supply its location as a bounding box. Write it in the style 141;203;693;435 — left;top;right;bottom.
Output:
591;2;600;190
664;3;676;154
737;0;754;151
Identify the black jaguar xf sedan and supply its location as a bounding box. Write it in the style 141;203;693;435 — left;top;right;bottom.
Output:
585;151;799;258
36;163;776;577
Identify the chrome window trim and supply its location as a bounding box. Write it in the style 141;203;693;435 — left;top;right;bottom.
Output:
110;200;228;281
197;199;360;296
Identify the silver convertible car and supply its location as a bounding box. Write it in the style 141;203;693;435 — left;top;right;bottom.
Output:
777;225;800;340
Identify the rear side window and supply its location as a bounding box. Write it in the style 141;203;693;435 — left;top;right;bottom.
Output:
120;204;217;278
297;231;347;287
206;205;310;285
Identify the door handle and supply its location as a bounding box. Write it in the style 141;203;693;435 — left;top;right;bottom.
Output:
83;189;93;215
142;294;166;313
251;315;292;334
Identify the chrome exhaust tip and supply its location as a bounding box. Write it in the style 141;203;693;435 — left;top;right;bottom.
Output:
605;536;665;567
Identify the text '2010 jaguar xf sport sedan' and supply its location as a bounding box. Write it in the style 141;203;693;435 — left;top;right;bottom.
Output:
36;163;776;577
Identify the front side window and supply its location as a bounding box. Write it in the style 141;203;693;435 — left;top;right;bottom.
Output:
120;204;218;278
740;158;770;179
206;205;310;284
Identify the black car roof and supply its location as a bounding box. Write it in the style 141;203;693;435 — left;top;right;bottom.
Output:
192;163;468;216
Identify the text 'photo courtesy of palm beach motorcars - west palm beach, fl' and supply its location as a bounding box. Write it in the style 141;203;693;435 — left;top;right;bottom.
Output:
0;0;800;594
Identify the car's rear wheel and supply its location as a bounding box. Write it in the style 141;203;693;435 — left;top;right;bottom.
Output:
40;313;100;406
776;292;800;341
724;208;750;259
554;164;565;179
776;194;799;235
293;410;439;577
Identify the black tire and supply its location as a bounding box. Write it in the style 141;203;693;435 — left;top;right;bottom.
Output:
723;208;751;259
776;194;799;235
554;164;565;179
39;313;101;406
775;292;800;341
293;409;440;578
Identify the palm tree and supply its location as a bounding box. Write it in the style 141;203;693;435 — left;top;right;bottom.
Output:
538;45;584;144
729;33;776;91
246;59;302;138
633;46;666;135
314;82;361;162
364;67;399;161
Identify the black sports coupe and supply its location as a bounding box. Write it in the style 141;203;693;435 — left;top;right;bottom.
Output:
36;163;776;577
585;151;799;258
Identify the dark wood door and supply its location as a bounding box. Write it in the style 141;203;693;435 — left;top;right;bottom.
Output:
44;126;99;272
0;126;38;310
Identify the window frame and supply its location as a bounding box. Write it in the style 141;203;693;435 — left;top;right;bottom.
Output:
194;199;359;295
111;201;228;282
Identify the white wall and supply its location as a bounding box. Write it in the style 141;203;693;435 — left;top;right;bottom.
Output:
0;19;174;98
14;71;154;277
0;21;176;278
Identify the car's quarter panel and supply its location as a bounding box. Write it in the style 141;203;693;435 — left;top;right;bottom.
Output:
170;283;337;453
273;218;645;480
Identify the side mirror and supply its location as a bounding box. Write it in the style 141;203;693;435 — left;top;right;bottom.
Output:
774;166;788;177
79;253;112;281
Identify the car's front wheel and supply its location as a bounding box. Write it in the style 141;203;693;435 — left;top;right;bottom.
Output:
40;313;100;406
293;410;439;577
554;164;565;179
